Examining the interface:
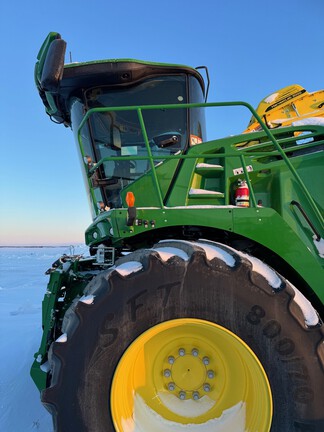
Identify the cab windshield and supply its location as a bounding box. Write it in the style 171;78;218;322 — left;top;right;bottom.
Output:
86;75;187;148
84;75;188;207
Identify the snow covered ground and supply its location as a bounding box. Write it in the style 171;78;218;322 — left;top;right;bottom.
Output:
0;245;88;432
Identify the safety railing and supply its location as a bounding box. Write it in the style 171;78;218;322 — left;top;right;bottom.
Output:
77;101;324;229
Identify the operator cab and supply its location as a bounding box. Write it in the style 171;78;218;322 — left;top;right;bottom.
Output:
70;73;206;209
36;33;207;214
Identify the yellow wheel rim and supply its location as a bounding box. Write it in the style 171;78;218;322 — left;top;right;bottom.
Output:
111;319;272;431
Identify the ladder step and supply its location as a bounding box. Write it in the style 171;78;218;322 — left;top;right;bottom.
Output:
195;163;224;177
189;188;225;199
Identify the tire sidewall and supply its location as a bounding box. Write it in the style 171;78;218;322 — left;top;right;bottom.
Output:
54;248;323;432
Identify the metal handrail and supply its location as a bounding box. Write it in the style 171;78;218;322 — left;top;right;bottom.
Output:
77;101;324;227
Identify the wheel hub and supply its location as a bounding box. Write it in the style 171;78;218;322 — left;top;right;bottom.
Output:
163;348;215;397
111;318;272;431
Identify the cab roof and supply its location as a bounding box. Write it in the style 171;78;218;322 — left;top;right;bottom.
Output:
35;33;205;125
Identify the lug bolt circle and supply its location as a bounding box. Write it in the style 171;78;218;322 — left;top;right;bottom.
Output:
207;370;215;379
165;349;214;398
192;391;200;400
179;391;186;400
168;356;175;365
168;382;175;391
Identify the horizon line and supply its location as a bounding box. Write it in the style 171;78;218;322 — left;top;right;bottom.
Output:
0;244;86;248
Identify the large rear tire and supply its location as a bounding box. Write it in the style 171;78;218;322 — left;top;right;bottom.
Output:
42;240;324;431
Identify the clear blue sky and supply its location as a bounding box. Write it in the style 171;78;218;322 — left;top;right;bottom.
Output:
0;0;323;245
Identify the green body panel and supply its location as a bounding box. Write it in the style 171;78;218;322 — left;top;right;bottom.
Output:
31;32;324;392
85;205;323;302
30;256;98;390
121;157;180;207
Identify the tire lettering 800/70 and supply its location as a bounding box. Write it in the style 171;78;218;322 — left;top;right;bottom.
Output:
262;320;281;339
246;305;314;404
246;305;266;325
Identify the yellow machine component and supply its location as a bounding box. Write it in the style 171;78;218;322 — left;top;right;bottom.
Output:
244;84;324;133
111;318;273;432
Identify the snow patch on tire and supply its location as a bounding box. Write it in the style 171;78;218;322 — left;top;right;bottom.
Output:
158;239;236;267
114;261;143;276
79;294;95;305
196;242;236;267
290;283;320;327
240;253;282;289
40;361;51;373
152;247;189;262
55;333;67;343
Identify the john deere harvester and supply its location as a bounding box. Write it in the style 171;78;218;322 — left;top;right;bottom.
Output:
31;32;324;431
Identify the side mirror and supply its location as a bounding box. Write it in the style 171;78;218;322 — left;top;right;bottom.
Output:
40;37;67;92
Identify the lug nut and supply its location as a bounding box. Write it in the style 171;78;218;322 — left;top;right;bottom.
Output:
191;348;199;357
179;348;186;356
203;383;211;392
164;369;171;377
168;356;175;364
207;370;215;379
202;356;210;365
168;382;175;391
192;391;200;400
179;391;186;400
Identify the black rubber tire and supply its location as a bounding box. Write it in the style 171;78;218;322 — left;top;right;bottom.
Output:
42;240;324;432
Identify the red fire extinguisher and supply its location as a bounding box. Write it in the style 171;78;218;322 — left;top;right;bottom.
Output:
235;179;249;207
